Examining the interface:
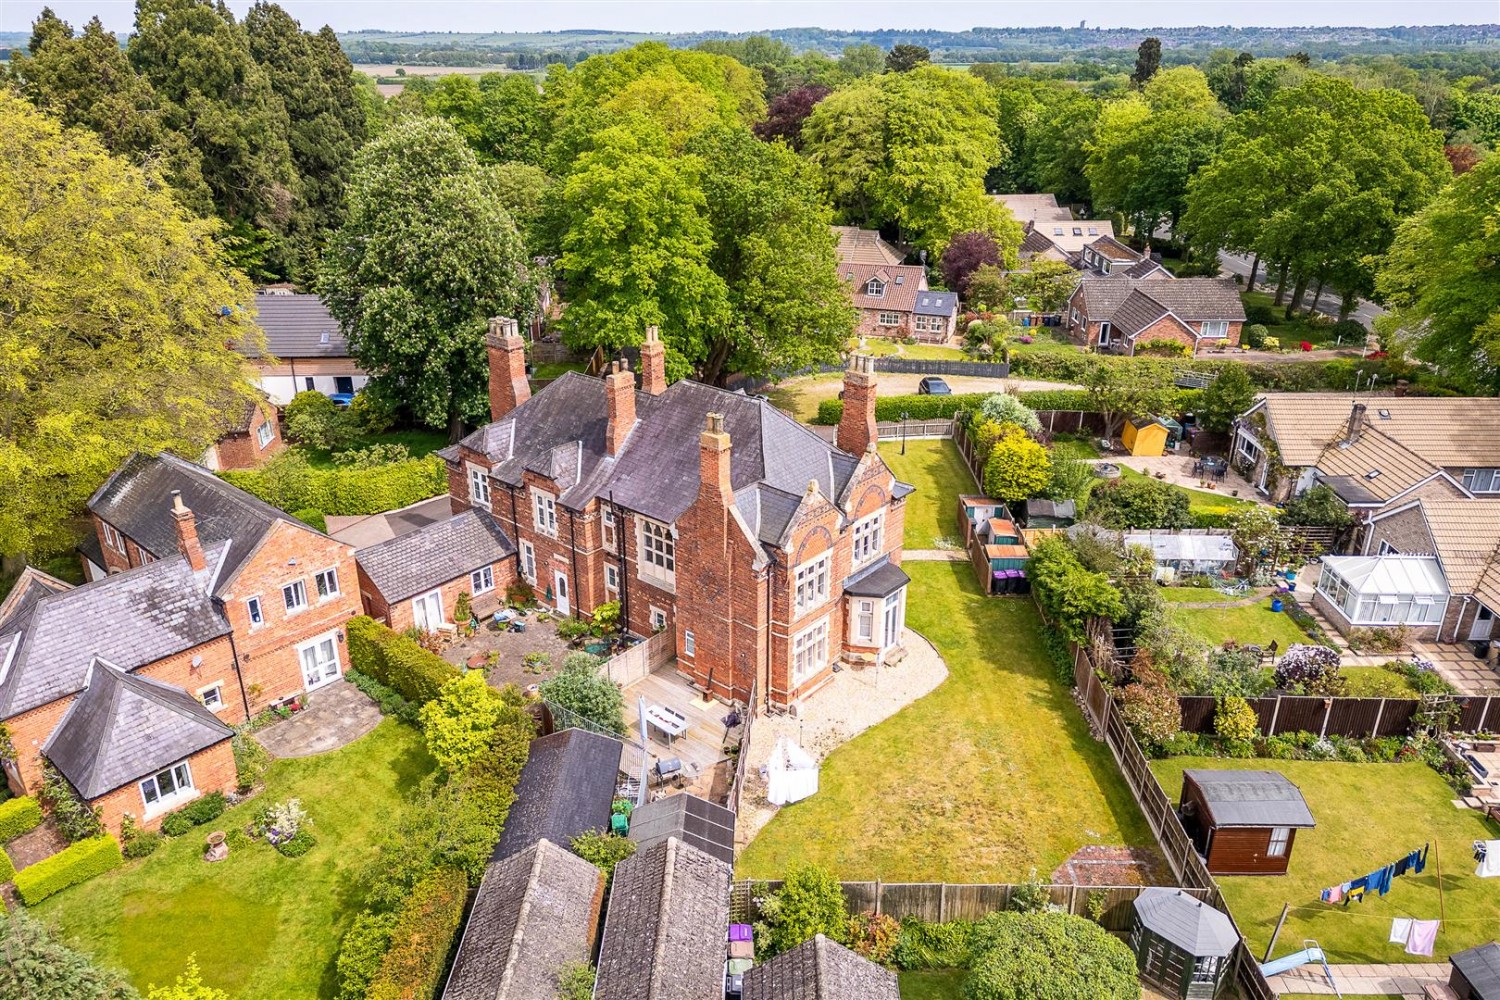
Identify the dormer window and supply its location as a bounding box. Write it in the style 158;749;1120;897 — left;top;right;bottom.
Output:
865;278;886;297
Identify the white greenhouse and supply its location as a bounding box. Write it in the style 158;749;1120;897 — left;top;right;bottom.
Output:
1315;555;1449;627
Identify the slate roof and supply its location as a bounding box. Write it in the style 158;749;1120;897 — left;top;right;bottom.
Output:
88;452;308;596
1133;888;1238;958
1251;394;1500;468
839;262;928;312
594;837;731;1000
742;934;901;1000
242;292;348;359
0;568;73;631
843;558;911;599
1075;276;1244;326
734;483;807;548
356;509;516;605
0;545;230;718
1019;226;1062;258
831;226;904;266
1124;257;1170;279
1450;941;1500;998
492;728;623;861
442;839;604;1000
43;659;233;798
913;291;958;317
1185;769;1315;828
992;193;1073;223
628;793;736;865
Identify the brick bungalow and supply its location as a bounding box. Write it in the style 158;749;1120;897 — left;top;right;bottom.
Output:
202;396;284;472
1065;275;1245;355
355;508;517;632
441;321;914;711
838;261;955;341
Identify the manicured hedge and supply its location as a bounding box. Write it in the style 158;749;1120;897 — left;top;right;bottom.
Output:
14;834;122;905
345;616;460;705
291;508;328;533
814;387;1204;425
365;866;469;1000
1009;350;1453;394
220;455;445;516
0;847;15;883
0;796;43;843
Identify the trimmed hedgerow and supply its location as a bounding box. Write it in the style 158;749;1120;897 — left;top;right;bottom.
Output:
345;616;460;705
0;796;43;843
814;387;1205;425
13;834;123;905
291;508;328;533
365;866;469;1000
220;454;445;517
0;847;14;883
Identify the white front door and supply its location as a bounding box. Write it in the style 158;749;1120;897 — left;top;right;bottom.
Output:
299;633;341;690
1098;322;1112;347
554;570;571;615
412;589;444;632
1472;605;1495;641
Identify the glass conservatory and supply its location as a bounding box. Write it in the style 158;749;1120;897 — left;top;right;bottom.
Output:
1316;555;1449;626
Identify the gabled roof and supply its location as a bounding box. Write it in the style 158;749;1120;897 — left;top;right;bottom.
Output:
43;659;233;798
594;837;731;1000
742;934;900;999
492;729;623;861
1185;769;1315;828
88;452;312;597
992;193;1073;223
831;226;903;266
1252;394;1500;469
1075;275;1244;325
912;291;958;317
1133;888;1238;958
1085;234;1142;263
1123;257;1170;279
0;545;230;719
1019;226;1063;259
1313;426;1444;504
839;262;928;312
241;292;349;359
0;568;74;631
628;793;736;865
356;509;516;605
442;839;604;1000
1034;219;1115;255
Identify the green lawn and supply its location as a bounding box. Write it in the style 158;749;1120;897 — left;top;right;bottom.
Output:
532;360;586;380
878;440;976;549
765;372;841;423
1166;600;1313;650
1240;290;1361;348
900;970;967;999
1010;327;1080;355
1149;757;1500;963
903;344;968;361
1158;586;1225;603
1048;433;1100;461
36;718;435;998
1340;665;1423;698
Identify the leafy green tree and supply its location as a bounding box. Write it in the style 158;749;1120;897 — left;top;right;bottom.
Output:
1008;259;1079;313
282;390;351;450
963;911;1139;1000
1197;362;1256;432
320;116;534;440
0;911;140;1000
146;957;227;1000
753;84;831;149
979;394;1041;434
982;426;1052;503
0;94;260;571
1081;365;1176;439
1086;478;1192;530
885;45;930;73
1377;154;1500;392
538;653;626;732
838;44;884;78
488;161;551;247
1131;37;1162;88
758;862;848;956
1026;537;1126;643
420;72;547;166
419;671;518;774
1141;66;1222;114
1280;484;1355;529
570;830;637;879
1027;88;1100;205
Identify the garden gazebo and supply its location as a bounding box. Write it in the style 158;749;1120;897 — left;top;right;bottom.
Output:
1131;888;1238;999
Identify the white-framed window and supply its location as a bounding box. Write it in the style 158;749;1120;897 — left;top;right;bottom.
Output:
256;420;275;449
198;683;224;711
794;553;831;615
852;513;884;567
102;522;125;552
1462;469;1500;493
141;551;155;564
1236;434;1263;466
604;563;620;598
314;567;340;600
602;506;616;548
792;617;830;685
282;579;308;613
1070;307;1081;327
1200;320;1230;339
467;464;491;510
865;277;886;297
532;489;558;537
877;311;901;327
1267;827;1290;858
684;630;696;657
246;596;264;627
519;541;537;584
854;599;876;644
650;607;667;632
140;760;194;814
640;519;675;583
470;566;495;594
1377;540;1399;556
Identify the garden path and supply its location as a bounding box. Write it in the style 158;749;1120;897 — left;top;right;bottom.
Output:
902;550;967;562
255;680;381;758
1266;961;1449;996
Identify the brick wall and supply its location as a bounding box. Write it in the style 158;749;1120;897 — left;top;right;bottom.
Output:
92;514;132;574
855;308;913;340
92;739;238;838
210;404;285;470
1364;506;1436;555
367;559;518;632
1130;316;1198;355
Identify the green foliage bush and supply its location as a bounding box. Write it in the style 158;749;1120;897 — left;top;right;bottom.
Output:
120;815;161;861
345;668;419;723
814;392;989;426
275;829;317;857
755;863;849;957
1244;303;1279;326
961;911;1140;1000
1086;477;1191;530
365;867;469;1000
420;672;526;773
346;616;461;705
283;391;352;450
1215;696;1260;742
982;426;1051;503
570;829;637;879
0;847;13;883
539;652;625;732
39;763;103;843
220;453;446;517
0;910;140;999
1027;537;1125;644
0;796;43;843
1135;338;1192;358
290;508;328;533
893;918;980;970
232;732;272;793
1242;323;1269;349
1280;484;1355;529
1328;319;1368;343
181;791;226;826
555;963;595;1000
335;910;397;1000
1016;388;1093;411
159;812;194;837
1119;675;1182;753
13;834;123;905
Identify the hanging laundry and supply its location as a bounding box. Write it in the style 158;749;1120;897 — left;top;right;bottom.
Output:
1344;880;1367;905
1366;865;1395;896
1415;843;1428;874
1406;920;1439;957
1477;840;1500;878
1393;853;1412;878
1390;917;1414;944
1324;883;1345;904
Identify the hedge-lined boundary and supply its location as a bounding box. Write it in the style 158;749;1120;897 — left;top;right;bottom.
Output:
0;796;43;843
813;388;1205;426
0;847;15;883
346;616;461;705
365;867;469;1000
14;834;122;905
220;455;445;517
1008;351;1452;394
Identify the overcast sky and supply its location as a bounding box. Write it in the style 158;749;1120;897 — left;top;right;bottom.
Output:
3;0;1496;35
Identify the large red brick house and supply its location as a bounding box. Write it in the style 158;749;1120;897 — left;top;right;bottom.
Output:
1066;275;1245;355
440;321;915;710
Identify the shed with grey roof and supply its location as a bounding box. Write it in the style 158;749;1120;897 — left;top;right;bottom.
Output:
1450;941;1500;1000
492;728;624;861
628;792;735;865
1131;888;1238;1000
594;836;731;1000
355;509;516;605
442;838;605;1000
741;934;900;999
1180;770;1314;876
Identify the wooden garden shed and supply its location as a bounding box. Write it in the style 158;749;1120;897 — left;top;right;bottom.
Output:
1123;415;1182;457
1131;888;1238;999
1179;770;1315;876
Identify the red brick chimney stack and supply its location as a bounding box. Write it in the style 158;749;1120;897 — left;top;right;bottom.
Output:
700;413;734;505
605;359;637;456
485;316;530;422
640;326;667;396
836;353;879;456
171;490;206;572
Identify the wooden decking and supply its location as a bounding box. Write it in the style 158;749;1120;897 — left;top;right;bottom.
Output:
622;666;738;801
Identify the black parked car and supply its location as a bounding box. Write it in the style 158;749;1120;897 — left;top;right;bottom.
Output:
917;376;952;396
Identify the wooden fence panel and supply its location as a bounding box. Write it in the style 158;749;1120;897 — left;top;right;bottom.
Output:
1459;696;1497;733
1038;411;1107;436
940;884;1011;921
879;883;946;922
1322;697;1385;737
874;358;1011;378
1179;696;1216;733
1377;699;1421;736
600;629;675;687
1267;697;1326;735
839;881;879;916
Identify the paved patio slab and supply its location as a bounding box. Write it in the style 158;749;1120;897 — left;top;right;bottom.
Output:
255;679;382;758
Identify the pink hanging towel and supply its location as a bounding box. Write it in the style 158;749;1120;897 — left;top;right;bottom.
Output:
1405;919;1439;957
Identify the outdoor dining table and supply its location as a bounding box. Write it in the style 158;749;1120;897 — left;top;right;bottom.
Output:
644;703;687;746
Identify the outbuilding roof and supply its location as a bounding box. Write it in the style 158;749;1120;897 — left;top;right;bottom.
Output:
491;728;623;861
1133;888;1238;958
628;793;736;865
992;193;1073;223
1185;769;1316;829
243;292;348;359
355;509;515;605
1450;941;1500;999
741;934;901;999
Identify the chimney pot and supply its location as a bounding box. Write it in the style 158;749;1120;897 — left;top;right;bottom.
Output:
698;411;733;505
640;326;667;396
170;491;206;572
837;353;879;456
486;317;530;421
